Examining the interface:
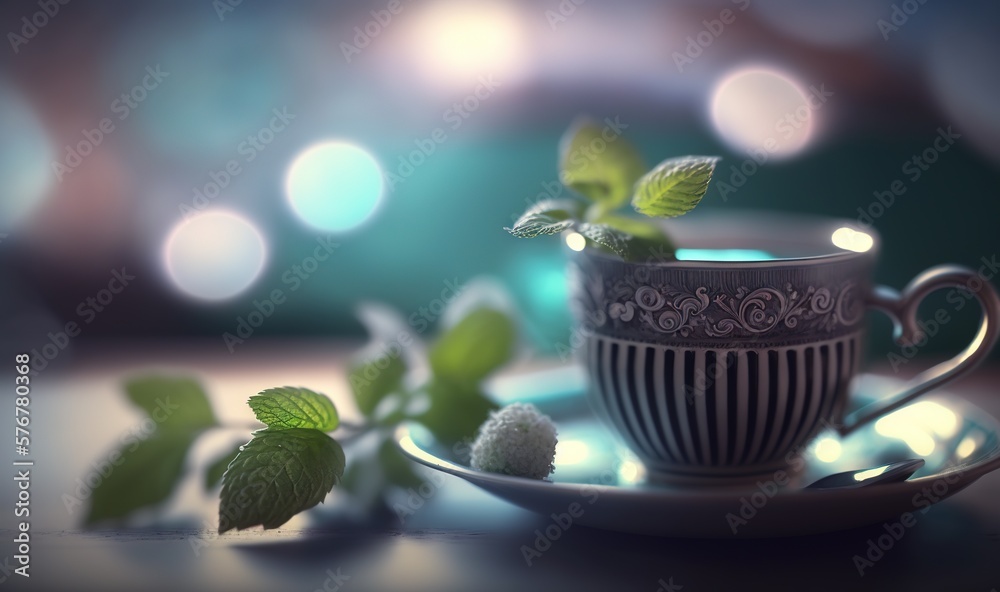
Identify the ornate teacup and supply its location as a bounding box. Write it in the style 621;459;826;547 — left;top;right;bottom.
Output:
570;212;999;482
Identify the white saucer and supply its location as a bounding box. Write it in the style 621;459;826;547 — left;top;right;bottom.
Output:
396;373;1000;538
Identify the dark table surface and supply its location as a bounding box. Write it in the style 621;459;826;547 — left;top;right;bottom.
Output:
6;341;1000;592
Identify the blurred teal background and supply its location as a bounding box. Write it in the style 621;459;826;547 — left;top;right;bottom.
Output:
1;0;998;364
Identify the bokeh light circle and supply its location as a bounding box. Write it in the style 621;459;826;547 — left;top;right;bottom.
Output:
163;210;267;301
565;232;586;252
285;141;384;232
404;0;528;90
831;227;874;253
710;67;816;159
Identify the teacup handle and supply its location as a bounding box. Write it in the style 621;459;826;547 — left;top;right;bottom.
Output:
838;264;1000;436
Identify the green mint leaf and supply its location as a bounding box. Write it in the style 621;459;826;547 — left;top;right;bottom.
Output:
505;199;580;238
429;307;516;385
204;444;242;491
85;433;194;525
125;376;217;432
632;156;719;218
248;387;340;432
349;350;407;417
219;429;345;533
417;378;497;446
575;222;634;259
559;117;645;208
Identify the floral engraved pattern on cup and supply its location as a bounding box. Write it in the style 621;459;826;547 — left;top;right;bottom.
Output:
595;275;862;339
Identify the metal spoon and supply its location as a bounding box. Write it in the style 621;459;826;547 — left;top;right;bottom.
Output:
805;458;925;490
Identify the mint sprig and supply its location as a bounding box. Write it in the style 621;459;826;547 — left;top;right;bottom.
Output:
79;270;518;532
505;117;720;260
